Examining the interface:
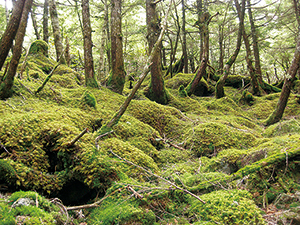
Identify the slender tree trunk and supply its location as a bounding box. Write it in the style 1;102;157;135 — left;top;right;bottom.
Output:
196;0;203;61
293;0;300;27
247;0;263;85
145;0;169;104
5;0;10;24
98;24;106;81
265;11;300;126
182;0;188;73
215;0;245;99
0;0;33;99
103;0;111;71
43;0;49;43
65;36;70;66
186;11;215;96
0;0;26;71
82;0;98;88
218;25;224;74
49;0;65;64
107;0;125;94
31;6;40;40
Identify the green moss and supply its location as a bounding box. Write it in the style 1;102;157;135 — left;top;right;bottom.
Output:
178;84;188;97
264;118;300;137
241;90;255;105
185;121;256;157
81;90;97;108
0;191;68;225
188;189;266;224
28;40;49;56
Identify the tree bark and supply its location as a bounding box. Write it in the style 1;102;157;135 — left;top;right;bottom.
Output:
0;0;26;71
0;0;33;99
196;0;204;61
215;0;245;99
182;0;188;73
145;0;169;104
247;0;263;85
265;17;300;126
49;0;65;64
186;11;215;96
43;0;49;43
107;0;125;94
82;0;98;88
31;6;41;40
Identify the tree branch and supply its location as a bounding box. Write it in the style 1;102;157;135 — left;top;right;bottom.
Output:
109;150;206;204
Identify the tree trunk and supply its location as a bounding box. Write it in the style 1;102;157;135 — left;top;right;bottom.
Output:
196;0;204;61
82;0;98;88
43;0;49;43
103;0;111;72
0;0;26;71
145;0;169;104
182;0;188;73
186;11;212;96
107;0;125;94
293;0;300;27
98;24;106;82
49;0;65;64
31;6;41;40
65;36;70;66
5;0;10;24
0;0;33;99
247;0;263;85
265;14;300;126
218;25;224;74
215;0;245;99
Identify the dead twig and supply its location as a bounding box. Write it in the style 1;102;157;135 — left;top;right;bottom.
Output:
50;198;69;225
0;140;11;155
126;185;144;199
109;150;206;204
67;128;89;147
95;130;114;149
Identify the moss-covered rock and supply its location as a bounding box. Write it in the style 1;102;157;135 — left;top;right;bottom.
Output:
81;90;97;108
28;40;49;56
184;121;257;157
188;189;266;224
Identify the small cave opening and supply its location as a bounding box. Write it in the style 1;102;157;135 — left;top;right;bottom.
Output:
55;179;101;206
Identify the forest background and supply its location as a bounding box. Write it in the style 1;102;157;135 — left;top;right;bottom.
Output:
0;0;300;224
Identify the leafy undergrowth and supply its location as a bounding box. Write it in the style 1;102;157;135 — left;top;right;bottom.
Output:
1;42;300;224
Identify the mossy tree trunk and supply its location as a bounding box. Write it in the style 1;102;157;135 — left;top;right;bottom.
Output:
265;28;300;126
236;0;261;96
0;0;33;100
107;0;125;94
186;11;213;96
31;5;40;40
145;0;169;104
0;0;25;71
97;1;172;136
215;0;245;99
49;0;65;64
247;0;263;86
43;0;49;43
82;0;98;88
182;0;188;73
196;0;204;61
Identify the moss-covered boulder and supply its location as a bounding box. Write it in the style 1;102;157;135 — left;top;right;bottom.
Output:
188;189;266;224
185;121;257;157
225;75;251;88
28;40;48;56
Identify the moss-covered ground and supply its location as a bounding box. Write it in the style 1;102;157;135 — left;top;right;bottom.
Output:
1;44;300;224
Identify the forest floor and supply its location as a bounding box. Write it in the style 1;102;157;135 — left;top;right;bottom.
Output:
0;49;300;224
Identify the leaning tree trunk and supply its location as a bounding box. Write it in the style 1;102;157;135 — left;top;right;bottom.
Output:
265;28;300;126
49;0;65;64
82;0;98;88
31;6;41;40
145;0;169;104
237;0;261;96
186;11;213;96
215;0;245;99
0;0;26;71
0;0;33;99
107;0;125;94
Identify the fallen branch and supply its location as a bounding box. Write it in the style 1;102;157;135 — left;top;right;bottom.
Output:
109;150;206;204
35;62;60;95
67;128;88;147
95;130;114;149
66;187;124;211
16;78;33;95
126;185;144;199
